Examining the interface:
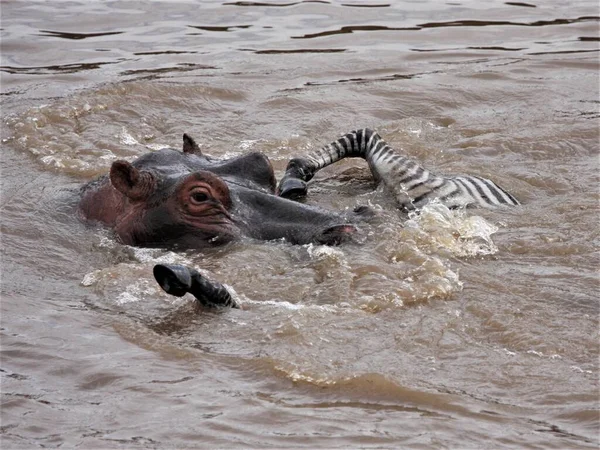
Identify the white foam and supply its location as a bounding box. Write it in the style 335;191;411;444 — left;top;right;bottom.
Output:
242;298;339;313
118;127;139;146
405;201;499;257
306;243;345;260
116;291;141;305
238;139;259;151
81;270;101;287
146;143;171;151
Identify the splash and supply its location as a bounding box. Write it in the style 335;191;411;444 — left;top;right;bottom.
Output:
243;298;340;312
118;126;140;146
405;201;499;257
81;241;198;307
81;262;188;307
115;280;160;305
3;88;181;178
4;100;116;176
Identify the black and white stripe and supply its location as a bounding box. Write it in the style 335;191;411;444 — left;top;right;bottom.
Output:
277;128;519;210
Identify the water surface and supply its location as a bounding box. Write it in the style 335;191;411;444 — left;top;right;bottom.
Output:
1;0;599;448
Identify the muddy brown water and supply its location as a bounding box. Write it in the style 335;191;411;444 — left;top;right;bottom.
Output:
1;0;599;448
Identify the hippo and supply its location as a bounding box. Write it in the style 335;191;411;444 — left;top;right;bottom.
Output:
80;128;518;309
79;133;364;250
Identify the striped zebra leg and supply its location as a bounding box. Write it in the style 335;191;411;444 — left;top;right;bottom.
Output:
446;176;520;208
277;128;375;199
277;128;519;209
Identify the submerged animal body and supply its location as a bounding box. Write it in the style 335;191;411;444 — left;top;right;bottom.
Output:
79;134;361;249
80;128;519;308
278;128;519;210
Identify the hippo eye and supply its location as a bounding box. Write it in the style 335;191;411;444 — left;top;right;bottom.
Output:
190;191;209;204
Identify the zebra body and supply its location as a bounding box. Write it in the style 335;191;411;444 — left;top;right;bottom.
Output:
277;128;519;210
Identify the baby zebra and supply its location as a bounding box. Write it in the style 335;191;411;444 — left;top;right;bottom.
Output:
277;128;519;210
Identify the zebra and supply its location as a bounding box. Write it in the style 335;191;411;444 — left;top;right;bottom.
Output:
277;128;519;211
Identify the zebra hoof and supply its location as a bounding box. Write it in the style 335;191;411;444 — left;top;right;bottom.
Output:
153;264;193;297
153;264;239;309
277;177;307;199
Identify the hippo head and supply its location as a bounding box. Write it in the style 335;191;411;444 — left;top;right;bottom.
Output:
79;134;363;249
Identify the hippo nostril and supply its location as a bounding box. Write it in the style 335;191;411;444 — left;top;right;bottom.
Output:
315;224;358;246
352;205;378;219
153;264;193;297
353;205;371;215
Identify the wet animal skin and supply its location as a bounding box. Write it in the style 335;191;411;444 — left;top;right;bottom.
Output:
152;129;519;309
79;133;364;250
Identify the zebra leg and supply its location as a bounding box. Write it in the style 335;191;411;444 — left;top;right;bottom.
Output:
277;129;376;199
153;264;239;309
362;151;520;209
275;159;313;199
277;128;428;208
278;129;519;209
446;176;520;208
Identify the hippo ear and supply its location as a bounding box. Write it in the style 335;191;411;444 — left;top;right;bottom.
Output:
182;133;202;155
110;160;156;201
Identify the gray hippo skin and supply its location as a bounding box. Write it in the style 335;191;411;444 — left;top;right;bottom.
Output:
79;134;363;308
79;134;362;248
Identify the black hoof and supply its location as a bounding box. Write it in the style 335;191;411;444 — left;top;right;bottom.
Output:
153;264;239;309
153;264;192;297
277;177;308;199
